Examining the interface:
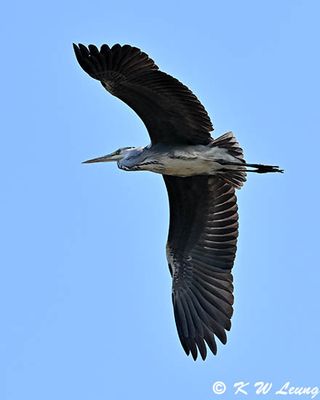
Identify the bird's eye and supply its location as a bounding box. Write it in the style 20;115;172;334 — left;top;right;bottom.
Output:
115;149;121;155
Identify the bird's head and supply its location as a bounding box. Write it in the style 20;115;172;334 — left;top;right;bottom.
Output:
82;147;135;164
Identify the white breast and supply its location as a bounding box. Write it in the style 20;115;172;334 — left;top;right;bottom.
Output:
159;146;235;177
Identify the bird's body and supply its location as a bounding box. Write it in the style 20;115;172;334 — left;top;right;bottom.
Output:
74;43;282;360
121;143;240;175
88;140;244;177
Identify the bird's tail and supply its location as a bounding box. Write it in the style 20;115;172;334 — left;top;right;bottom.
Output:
212;132;283;189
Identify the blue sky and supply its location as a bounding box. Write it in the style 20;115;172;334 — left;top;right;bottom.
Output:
1;0;320;399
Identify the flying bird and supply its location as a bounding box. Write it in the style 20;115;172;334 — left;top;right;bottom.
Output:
73;43;282;360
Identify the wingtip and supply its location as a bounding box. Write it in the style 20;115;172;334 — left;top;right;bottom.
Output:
72;42;81;57
200;352;207;361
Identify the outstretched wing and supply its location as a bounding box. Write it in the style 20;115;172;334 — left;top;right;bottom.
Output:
73;43;213;145
164;175;238;360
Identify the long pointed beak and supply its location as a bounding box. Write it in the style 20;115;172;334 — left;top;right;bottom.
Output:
82;152;121;164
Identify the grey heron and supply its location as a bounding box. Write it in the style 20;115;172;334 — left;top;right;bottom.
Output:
73;43;282;360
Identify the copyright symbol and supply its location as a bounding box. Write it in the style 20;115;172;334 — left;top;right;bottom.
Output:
212;381;226;394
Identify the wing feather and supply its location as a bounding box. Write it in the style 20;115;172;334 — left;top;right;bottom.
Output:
73;43;213;145
164;175;238;360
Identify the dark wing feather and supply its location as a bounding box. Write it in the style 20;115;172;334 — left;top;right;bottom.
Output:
164;175;238;360
73;43;213;145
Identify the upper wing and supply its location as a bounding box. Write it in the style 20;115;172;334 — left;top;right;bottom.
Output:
73;43;213;145
164;175;238;360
